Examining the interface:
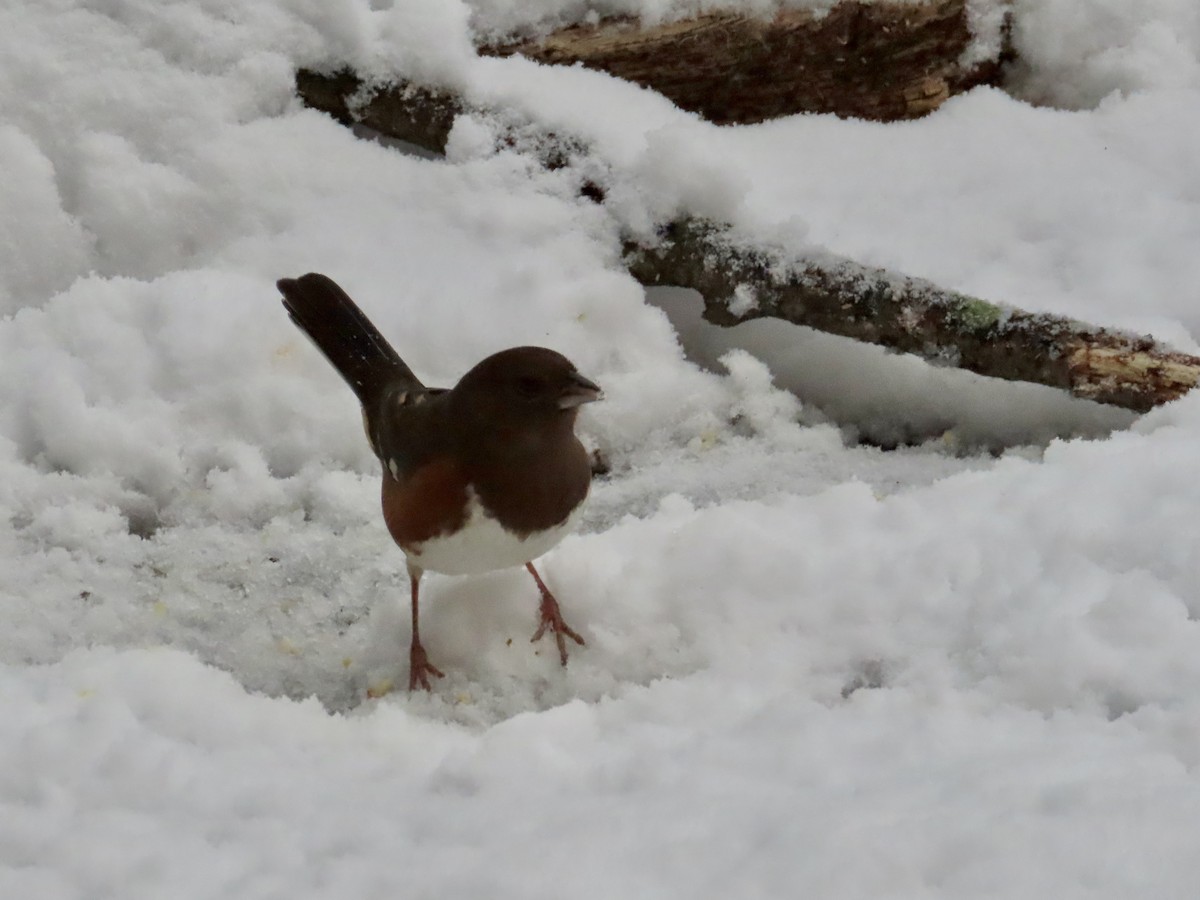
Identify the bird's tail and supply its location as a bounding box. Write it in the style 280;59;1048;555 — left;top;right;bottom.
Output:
278;273;423;405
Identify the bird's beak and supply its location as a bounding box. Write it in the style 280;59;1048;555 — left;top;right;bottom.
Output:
558;372;603;409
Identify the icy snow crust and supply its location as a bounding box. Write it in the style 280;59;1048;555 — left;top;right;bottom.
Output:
3;0;1200;896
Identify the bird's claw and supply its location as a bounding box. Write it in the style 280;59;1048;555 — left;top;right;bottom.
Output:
408;644;445;692
531;597;586;666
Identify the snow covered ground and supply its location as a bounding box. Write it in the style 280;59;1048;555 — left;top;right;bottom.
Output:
2;0;1200;896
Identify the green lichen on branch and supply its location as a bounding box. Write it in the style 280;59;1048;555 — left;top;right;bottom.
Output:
948;297;1006;333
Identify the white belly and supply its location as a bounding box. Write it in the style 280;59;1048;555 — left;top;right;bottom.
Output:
406;492;585;576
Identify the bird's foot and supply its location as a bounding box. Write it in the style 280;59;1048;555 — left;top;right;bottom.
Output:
408;642;445;692
531;590;586;666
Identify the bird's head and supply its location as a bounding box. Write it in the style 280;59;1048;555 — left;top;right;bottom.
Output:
451;346;602;435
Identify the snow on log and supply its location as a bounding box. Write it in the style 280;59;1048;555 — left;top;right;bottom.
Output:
292;71;1200;413
485;0;1008;123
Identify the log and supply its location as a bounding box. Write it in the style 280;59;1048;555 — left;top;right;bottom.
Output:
485;0;1010;123
292;69;1200;413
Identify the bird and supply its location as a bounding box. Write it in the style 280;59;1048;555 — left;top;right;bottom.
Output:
278;273;602;691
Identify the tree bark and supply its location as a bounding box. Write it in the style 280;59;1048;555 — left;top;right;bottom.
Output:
485;0;1009;124
292;69;1200;413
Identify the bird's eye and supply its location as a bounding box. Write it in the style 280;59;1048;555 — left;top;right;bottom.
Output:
516;376;543;398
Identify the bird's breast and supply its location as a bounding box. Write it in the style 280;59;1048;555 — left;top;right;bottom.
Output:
381;451;589;576
404;489;586;576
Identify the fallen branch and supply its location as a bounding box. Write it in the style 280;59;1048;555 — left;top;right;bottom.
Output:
294;70;461;154
293;69;1200;413
486;0;1009;123
627;220;1200;412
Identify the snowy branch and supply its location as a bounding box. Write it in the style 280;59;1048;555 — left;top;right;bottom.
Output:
294;70;461;154
293;68;1200;413
626;220;1200;412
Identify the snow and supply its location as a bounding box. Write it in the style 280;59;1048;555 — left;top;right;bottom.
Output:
2;0;1200;896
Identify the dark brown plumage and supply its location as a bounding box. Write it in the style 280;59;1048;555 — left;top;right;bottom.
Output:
278;273;601;690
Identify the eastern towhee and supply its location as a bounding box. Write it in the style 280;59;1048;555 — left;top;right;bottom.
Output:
278;273;602;690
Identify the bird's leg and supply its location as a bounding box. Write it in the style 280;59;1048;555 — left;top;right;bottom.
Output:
406;561;444;691
526;562;586;666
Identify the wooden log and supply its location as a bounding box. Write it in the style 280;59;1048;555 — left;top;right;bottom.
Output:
485;0;1010;123
291;69;1200;413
